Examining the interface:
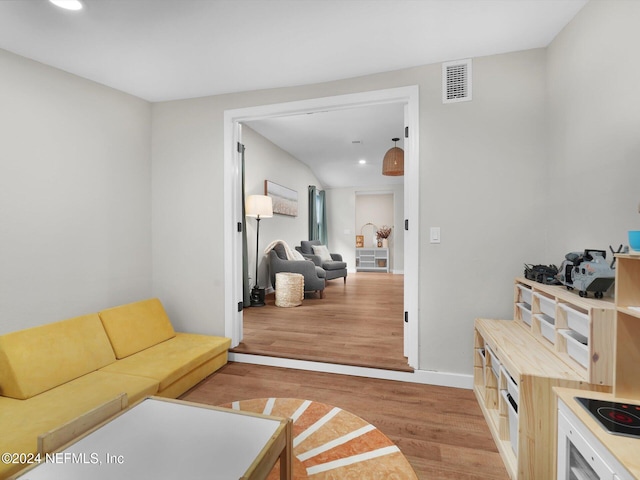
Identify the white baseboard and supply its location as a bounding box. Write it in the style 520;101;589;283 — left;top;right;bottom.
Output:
228;353;473;389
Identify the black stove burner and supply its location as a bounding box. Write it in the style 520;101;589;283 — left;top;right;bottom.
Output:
576;397;640;439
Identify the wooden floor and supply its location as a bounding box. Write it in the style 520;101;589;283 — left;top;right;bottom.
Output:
181;362;509;480
233;272;412;371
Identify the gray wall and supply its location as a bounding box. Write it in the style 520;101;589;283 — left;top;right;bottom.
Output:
242;126;322;290
3;1;638;377
151;48;548;373
546;0;640;260
0;49;152;334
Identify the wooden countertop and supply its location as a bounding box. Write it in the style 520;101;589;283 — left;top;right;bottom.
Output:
475;318;584;382
555;387;640;479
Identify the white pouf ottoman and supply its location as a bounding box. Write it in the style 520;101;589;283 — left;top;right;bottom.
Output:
275;272;304;307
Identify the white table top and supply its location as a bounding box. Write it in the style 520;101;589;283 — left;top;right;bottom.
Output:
16;398;283;479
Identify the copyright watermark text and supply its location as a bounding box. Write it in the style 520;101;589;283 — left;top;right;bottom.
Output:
2;451;124;466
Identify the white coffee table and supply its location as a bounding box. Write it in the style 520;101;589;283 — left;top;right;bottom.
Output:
12;397;292;479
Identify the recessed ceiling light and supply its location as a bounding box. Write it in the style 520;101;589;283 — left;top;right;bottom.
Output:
358;159;366;165
49;0;83;11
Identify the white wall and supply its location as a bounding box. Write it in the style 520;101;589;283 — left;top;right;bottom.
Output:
356;194;394;248
546;0;640;261
242;126;322;289
353;191;404;273
151;48;547;373
0;49;152;334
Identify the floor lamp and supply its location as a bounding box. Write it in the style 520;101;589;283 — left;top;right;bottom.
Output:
246;195;273;307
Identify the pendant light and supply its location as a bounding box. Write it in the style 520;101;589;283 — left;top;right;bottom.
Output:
382;137;404;176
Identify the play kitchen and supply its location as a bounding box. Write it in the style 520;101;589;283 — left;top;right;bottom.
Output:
554;252;640;480
474;249;640;479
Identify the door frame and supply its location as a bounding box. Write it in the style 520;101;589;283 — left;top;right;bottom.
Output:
223;86;420;369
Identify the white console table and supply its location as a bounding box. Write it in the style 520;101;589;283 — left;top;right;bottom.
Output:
12;397;292;480
355;248;389;272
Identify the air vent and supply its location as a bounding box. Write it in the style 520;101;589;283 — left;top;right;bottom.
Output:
442;59;472;104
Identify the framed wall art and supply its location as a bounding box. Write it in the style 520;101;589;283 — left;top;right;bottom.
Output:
265;180;298;216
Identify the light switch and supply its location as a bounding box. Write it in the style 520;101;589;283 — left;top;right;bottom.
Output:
430;227;441;244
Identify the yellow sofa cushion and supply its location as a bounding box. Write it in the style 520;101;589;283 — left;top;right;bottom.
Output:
99;333;231;392
0;314;116;400
0;371;158;479
99;298;176;359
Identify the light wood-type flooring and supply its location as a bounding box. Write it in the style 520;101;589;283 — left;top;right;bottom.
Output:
232;272;412;371
181;362;509;480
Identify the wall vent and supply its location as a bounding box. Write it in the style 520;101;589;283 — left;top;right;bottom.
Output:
442;59;472;104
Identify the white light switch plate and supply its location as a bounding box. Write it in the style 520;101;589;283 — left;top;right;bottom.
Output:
430;227;441;244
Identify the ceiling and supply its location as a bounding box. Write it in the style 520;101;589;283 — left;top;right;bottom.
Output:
0;0;587;187
245;104;406;188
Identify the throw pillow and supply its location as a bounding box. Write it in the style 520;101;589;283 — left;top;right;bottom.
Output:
312;244;332;263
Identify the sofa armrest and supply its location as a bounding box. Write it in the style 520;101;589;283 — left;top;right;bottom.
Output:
330;253;343;262
269;251;322;288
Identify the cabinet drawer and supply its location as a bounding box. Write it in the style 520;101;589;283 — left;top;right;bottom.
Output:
558;303;589;338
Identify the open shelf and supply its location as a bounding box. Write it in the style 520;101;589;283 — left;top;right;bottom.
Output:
614;255;640;399
513;277;615;386
473;318;608;479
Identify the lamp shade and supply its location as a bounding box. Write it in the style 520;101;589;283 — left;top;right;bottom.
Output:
246;195;273;218
382;138;404;176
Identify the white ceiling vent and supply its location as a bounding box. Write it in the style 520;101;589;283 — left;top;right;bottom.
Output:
442;59;472;104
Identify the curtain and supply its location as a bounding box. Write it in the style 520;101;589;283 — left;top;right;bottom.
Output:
241;144;251;306
308;185;328;246
308;185;318;241
318;189;328;246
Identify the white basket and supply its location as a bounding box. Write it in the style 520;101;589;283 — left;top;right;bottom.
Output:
517;284;533;306
477;348;486;385
535;313;556;344
533;292;556;319
517;303;532;326
501;366;519;406
275;272;304;307
559;329;589;368
487;345;501;379
501;389;518;455
559;303;589;338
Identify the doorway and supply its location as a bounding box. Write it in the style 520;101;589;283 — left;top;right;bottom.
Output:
223;86;420;370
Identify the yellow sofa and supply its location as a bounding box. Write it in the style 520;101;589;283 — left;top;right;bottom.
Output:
0;298;230;479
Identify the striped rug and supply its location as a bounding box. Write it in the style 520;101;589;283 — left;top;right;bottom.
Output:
222;398;418;479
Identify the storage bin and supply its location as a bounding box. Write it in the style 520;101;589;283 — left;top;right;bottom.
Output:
487;345;501;379
516;283;533;306
476;348;486;384
558;303;589;338
501;365;519;405
533;292;556;319
501;389;518;455
516;302;532;326
535;313;556;344
559;329;589;368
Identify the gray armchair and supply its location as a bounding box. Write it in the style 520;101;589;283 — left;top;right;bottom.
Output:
297;240;347;283
268;246;325;298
